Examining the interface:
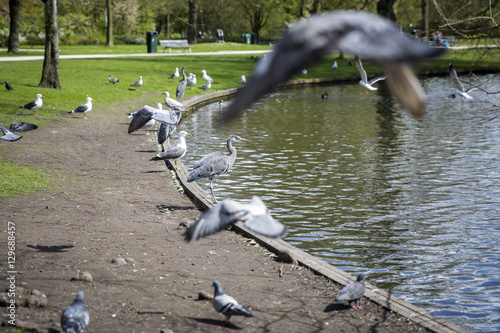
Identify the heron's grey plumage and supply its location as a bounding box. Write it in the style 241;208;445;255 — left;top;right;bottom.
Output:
335;273;366;309
185;196;287;242
187;135;249;203
128;105;182;134
355;54;385;91
0;123;22;142
176;67;188;99
150;131;191;170
212;281;253;323
224;11;445;121
61;291;89;333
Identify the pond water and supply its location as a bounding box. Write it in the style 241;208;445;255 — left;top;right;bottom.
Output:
177;74;500;333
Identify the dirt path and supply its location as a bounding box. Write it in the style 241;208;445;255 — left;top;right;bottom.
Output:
0;97;428;333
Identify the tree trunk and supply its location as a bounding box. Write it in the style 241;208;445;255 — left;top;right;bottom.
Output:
106;0;113;47
187;0;197;44
311;0;321;14
421;0;429;37
39;0;61;90
376;0;397;22
7;0;21;54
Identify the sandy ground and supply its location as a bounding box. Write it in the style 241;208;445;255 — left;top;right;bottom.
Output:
0;97;429;333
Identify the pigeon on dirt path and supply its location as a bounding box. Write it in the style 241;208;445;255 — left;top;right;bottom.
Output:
335;273;366;309
61;291;89;333
212;281;253;324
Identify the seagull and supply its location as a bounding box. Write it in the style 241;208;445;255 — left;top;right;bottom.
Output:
335;273;366;309
170;67;180;79
186;73;197;86
19;93;43;116
130;76;143;88
448;63;486;100
128;105;185;134
211;281;253;324
331;61;338;70
162;91;183;109
187;135;249;203
156;107;185;150
176;67;188;99
201;69;214;83
185;196;287;242
68;97;94;119
0;124;22;142
61;291;89;333
198;80;211;92
5;81;13;90
321;91;328;99
301;69;308;76
240;75;246;85
133;103;160;135
355;54;386;91
108;74;120;84
224;11;445;121
150;131;191;170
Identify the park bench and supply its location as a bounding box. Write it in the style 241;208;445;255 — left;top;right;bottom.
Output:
159;39;192;54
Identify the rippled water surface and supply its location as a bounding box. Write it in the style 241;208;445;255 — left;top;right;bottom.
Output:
177;74;500;332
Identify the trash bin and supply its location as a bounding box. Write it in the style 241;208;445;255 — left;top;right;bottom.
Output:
146;31;158;53
242;34;251;44
250;33;257;44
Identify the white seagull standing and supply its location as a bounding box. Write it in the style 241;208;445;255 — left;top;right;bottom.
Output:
331;61;338;70
240;75;246;85
198;80;211;92
186;73;197;86
162;91;183;109
170;67;179;79
19;93;43;116
69;97;94;119
201;69;214;83
130;76;143;88
224;11;446;121
355;54;386;91
150;131;191;170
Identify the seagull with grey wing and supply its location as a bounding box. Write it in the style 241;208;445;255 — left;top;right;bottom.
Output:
335;273;366;309
355;54;385;91
19;93;43;116
170;67;179;79
108;74;120;84
185;196;287;242
61;291;89;333
448;63;489;100
224;11;446;122
162;91;184;109
211;281;253;324
130;76;143;88
128;105;186;134
150;131;191;170
69;97;94;119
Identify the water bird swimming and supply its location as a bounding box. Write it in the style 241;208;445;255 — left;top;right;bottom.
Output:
19;93;43;116
224;11;445;122
150;131;191;170
187;135;249;203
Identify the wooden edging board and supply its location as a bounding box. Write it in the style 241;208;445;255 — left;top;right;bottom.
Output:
165;81;469;333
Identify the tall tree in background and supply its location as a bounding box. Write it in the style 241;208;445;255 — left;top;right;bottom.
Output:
187;0;197;43
39;0;61;90
421;0;429;37
241;0;270;44
377;0;397;22
7;0;21;54
106;0;113;47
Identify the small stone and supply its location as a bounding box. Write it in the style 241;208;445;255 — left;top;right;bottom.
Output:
24;295;48;308
198;291;213;301
278;249;298;265
80;271;93;282
160;329;174;333
111;258;127;265
125;257;135;264
31;289;44;296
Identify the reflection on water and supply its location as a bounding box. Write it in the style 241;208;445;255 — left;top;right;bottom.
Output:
177;74;500;333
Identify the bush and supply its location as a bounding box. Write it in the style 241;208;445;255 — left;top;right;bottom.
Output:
116;35;146;45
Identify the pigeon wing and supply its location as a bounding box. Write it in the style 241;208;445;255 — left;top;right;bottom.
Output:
242;197;287;238
335;282;365;302
214;294;253;317
9;122;38;133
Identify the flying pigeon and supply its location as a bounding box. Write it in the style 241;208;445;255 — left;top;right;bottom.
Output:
61;291;89;333
108;74;120;84
0;124;22;142
335;273;366;309
130;76;143;88
19;93;43;116
185;196;287;242
69;97;94;119
5;81;13;91
212;281;253;323
355;54;386;91
150;131;191;170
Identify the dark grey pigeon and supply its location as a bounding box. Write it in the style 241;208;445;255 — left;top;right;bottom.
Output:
5;81;13;91
0;123;22;142
335;273;366;309
61;291;89;333
212;281;253;323
9;122;38;133
185;196;287;242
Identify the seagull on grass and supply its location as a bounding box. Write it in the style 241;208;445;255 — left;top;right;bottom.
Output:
130;76;143;88
199;80;211;92
201;69;214;83
185;196;287;242
211;281;253;324
170;68;180;79
186;73;197;86
355;54;385;91
335;273;366;309
61;291;89;333
19;93;43;116
150;131;191;170
162;91;183;109
224;11;446;121
69;97;94;119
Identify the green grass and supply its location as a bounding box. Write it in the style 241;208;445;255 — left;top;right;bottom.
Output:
0;44;499;198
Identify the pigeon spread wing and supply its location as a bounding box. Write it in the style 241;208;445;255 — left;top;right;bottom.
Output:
242;197;287;238
9;122;38;133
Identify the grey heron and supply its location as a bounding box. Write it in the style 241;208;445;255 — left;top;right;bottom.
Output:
355;54;386;91
335;273;366;309
176;67;188;99
130;76;143;88
68;97;94;119
162;91;183;109
187;135;249;203
5;81;13;90
108;75;120;84
224;11;446;121
61;291;89;333
150;131;191;170
19;93;43;116
211;281;253;324
185;196;287;242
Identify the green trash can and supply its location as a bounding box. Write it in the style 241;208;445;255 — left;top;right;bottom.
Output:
250;33;257;44
147;31;158;53
243;34;251;44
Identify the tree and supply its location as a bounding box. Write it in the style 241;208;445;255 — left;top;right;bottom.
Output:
240;0;271;44
39;0;61;90
187;0;197;43
7;0;21;54
377;0;397;22
106;0;113;47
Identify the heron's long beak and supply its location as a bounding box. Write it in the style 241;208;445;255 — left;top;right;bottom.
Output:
240;138;250;142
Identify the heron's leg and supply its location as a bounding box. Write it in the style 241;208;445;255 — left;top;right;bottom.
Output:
209;179;218;203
